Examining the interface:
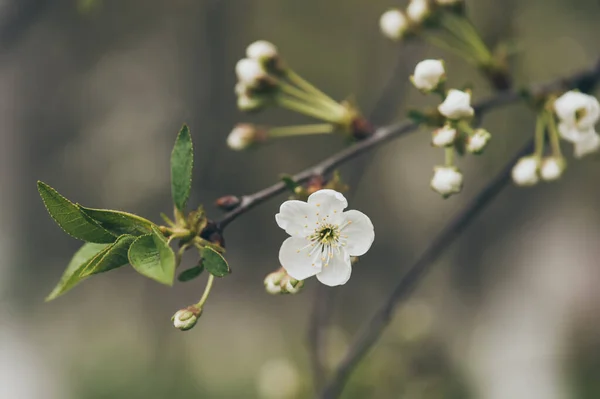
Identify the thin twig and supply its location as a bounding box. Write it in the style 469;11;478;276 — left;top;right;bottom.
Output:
216;59;600;231
307;284;334;392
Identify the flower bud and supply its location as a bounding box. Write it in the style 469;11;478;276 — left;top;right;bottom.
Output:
246;40;278;62
172;307;201;331
283;278;304;294
227;124;266;151
379;9;409;41
554;91;600;131
432;125;457;147
411;59;445;92
264;269;286;295
438;89;474;120
540;157;566;181
511;156;539;186
215;195;242;211
407;0;431;24
235;58;269;88
466;129;492;154
430;166;463;197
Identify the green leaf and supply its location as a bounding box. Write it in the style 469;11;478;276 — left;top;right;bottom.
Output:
46;242;109;301
201;246;230;277
177;264;204;282
78;206;155;236
79;234;136;277
171;124;194;211
46;235;135;301
128;227;176;286
280;174;299;193
37;181;116;243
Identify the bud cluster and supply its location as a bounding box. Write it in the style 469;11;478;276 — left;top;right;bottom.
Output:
229;41;370;150
264;268;305;295
409;59;492;198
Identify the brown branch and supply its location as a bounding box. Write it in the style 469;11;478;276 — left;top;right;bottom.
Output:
216;58;600;231
317;58;600;399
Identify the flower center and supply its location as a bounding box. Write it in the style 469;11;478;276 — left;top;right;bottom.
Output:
317;226;339;244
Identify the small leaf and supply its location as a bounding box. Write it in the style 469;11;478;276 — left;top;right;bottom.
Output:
171;124;194;211
37;181;116;243
78;206;155;236
201;246;230;277
46;235;135;301
79;234;136;277
177;263;204;282
45;242;109;301
280;174;299;193
128;227;176;286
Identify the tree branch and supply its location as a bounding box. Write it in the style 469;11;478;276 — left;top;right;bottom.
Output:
216;58;600;231
317;58;600;399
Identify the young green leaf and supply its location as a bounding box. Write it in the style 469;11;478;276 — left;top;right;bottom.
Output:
45;242;109;301
201;246;230;277
37;181;116;243
128;227;176;286
78;206;155;236
79;234;136;277
171;124;194;211
46;235;135;301
280;174;299;193
177;264;204;282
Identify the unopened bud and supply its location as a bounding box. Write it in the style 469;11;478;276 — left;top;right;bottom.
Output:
540;157;566;181
430;166;463;197
466;129;492;154
172;307;201;331
511;156;539;186
235;58;270;88
283;278;304;294
215;195;242;211
264;269;286;295
432;125;457;147
227;124;267;151
407;0;431;24
438;89;474;120
379;9;409;41
411;59;445;92
246;40;279;63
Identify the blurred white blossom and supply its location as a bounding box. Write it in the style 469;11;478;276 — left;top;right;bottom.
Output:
412;59;445;92
430;166;463;197
438;89;474;120
432;125;457;147
512;156;539;186
379;9;409;41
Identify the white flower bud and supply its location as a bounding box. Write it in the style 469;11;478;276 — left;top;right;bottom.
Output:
540;157;566;181
554;91;600;130
511;156;539;186
432;125;457;147
172;308;200;331
227;124;265;151
235;58;268;88
430;166;463;197
264;270;285;295
466;129;492;154
283;278;304;294
246;40;278;62
407;0;431;24
438;89;474;120
411;59;445;92
379;9;409;41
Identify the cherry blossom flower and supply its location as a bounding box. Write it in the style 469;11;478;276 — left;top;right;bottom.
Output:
412;59;445;92
438;89;474;120
276;190;374;286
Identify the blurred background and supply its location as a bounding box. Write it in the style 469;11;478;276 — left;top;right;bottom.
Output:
1;0;600;398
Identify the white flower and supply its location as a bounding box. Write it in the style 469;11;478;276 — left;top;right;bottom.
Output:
558;123;600;158
432;125;457;147
540;157;566;181
379;9;409;41
246;40;278;62
466;129;492;154
235;58;268;87
438;89;474;120
412;59;445;92
511;156;539;186
227;124;264;150
430;166;463;197
554;91;599;130
276;189;374;287
407;0;431;24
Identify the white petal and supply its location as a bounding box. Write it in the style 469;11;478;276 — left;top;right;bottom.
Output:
279;237;322;280
307;189;348;221
574;130;600;158
316;251;352;286
340;210;375;256
558;122;581;143
275;200;317;237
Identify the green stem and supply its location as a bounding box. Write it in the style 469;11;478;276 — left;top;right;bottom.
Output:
277;79;345;118
545;111;563;158
440;14;493;64
534;114;546;158
285;69;337;104
268;123;336;138
445;147;455;166
422;33;480;65
276;94;344;124
458;120;475;136
195;274;215;308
